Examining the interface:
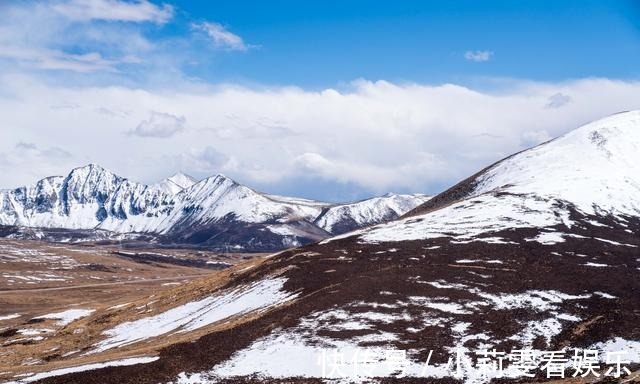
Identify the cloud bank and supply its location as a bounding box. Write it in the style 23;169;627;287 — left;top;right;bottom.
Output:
0;75;638;201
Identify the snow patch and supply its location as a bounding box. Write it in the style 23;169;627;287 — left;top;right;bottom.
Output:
7;357;158;383
0;313;20;321
92;278;297;353
33;309;94;326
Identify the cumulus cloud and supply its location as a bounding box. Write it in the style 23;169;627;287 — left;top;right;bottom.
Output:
192;22;251;51
294;151;444;192
545;92;572;109
464;50;493;62
52;0;174;24
0;76;639;199
130;111;186;138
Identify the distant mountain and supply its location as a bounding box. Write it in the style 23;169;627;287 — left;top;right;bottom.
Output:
157;172;198;195
314;193;430;234
0;166;430;251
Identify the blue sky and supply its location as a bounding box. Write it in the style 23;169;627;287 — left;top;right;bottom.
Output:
0;1;639;201
168;0;640;87
7;0;638;87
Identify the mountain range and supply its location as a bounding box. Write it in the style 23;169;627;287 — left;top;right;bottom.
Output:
0;165;430;251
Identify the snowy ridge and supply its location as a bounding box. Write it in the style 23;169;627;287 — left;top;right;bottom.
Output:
163;175;326;227
352;111;640;244
472;111;640;216
315;193;431;233
0;165;429;248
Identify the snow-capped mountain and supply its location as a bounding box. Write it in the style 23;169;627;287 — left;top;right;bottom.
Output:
0;166;429;250
0;164;174;234
356;110;640;244
314;193;430;234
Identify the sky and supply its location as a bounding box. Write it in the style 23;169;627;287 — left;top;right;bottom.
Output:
0;0;639;202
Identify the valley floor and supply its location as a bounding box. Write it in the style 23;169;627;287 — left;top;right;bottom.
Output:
0;238;264;382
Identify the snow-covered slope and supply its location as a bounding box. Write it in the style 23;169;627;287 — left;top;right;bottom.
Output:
165;175;326;227
472;111;640;215
0;166;428;250
348;111;640;244
315;193;431;234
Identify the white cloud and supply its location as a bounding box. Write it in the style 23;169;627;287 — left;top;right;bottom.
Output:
52;0;174;24
14;142;73;159
1;75;639;198
130;111;186;138
0;1;158;74
0;1;247;80
167;146;229;175
192;22;250;51
294;151;444;191
464;50;493;62
545;92;572;109
0;46;120;72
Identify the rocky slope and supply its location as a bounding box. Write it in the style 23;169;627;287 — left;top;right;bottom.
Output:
0;167;430;251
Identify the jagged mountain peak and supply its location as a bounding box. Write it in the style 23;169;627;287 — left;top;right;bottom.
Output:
65;164;123;190
63;164;124;203
190;173;240;193
68;163;115;177
34;175;65;188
